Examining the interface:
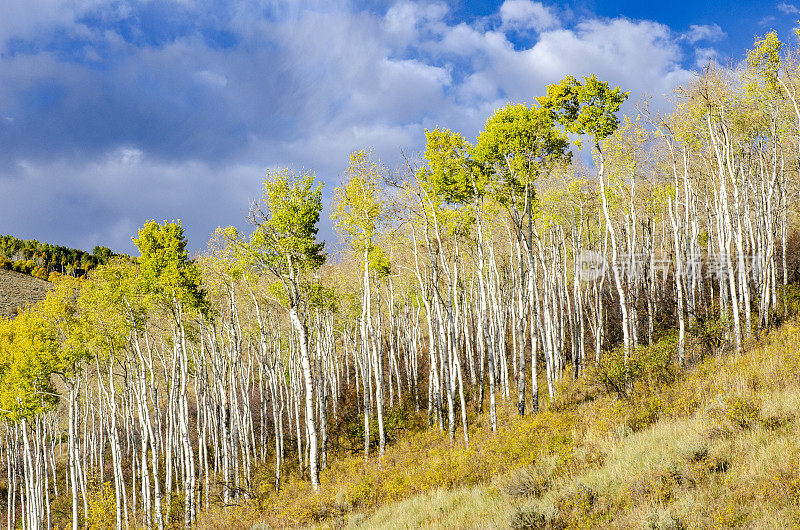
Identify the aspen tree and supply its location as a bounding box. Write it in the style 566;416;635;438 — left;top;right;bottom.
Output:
475;103;570;412
332;150;389;457
40;277;94;530
0;312;60;530
239;169;326;491
419;129;478;437
134;220;207;528
539;75;629;360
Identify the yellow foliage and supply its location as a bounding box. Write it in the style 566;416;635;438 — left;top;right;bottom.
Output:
86;481;116;530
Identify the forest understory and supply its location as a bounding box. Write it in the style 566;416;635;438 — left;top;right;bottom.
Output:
287;321;800;529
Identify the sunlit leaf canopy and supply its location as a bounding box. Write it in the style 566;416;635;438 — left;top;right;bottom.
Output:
133;220;207;313
538;74;629;145
332;150;386;252
248;168;326;276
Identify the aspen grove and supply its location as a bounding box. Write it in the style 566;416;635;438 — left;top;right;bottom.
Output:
1;34;800;529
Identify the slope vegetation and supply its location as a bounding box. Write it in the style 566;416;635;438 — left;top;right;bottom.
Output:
205;324;800;529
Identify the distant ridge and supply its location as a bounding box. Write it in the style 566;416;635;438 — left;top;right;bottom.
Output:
0;234;116;280
0;268;50;319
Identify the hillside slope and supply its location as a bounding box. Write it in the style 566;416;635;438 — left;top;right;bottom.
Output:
0;268;51;318
204;324;800;529
347;327;800;529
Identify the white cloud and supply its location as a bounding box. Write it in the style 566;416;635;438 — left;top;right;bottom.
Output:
0;153;259;253
684;23;726;44
500;0;559;32
420;17;690;115
0;0;109;53
194;70;228;87
118;147;143;166
0;0;702;251
694;47;718;68
759;15;778;26
778;3;800;15
382;2;448;45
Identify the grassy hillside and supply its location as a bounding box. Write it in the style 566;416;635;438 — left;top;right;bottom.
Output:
201;324;800;529
0;268;51;318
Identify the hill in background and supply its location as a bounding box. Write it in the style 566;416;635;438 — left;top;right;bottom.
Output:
0;268;51;318
0;234;117;280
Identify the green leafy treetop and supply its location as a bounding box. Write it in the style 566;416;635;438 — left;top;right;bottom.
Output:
537;74;628;147
421;128;483;204
133;220;207;314
475;103;571;203
747;32;782;94
80;258;144;355
332;149;385;253
92;245;114;265
245;168;326;300
0;274;93;421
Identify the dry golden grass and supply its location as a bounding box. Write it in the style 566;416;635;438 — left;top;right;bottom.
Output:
197;322;800;529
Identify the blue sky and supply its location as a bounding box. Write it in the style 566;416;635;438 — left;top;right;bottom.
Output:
0;0;797;255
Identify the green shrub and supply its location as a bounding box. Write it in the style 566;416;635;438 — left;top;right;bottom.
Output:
643;510;686;530
590;335;677;401
688;313;729;357
510;503;564;529
86;481;116;530
496;457;558;498
627;394;667;432
724;395;760;429
782;284;800;318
